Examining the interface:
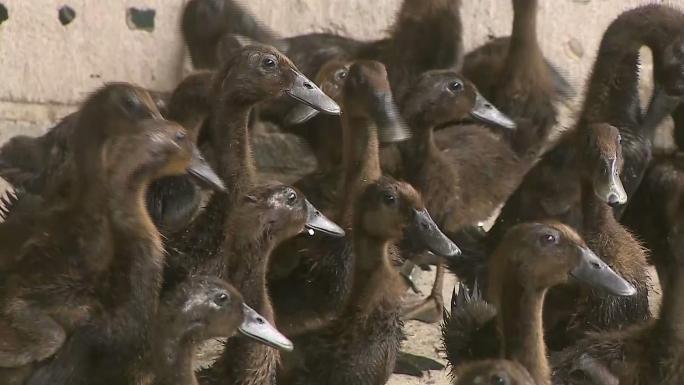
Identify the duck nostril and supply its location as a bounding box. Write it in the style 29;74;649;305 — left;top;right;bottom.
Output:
591;262;601;269
303;82;314;90
256;316;265;325
484;103;493;109
175;131;186;141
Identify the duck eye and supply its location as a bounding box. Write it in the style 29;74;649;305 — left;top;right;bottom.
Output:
175;131;186;141
383;193;397;206
540;233;557;245
262;56;277;69
287;191;297;205
335;69;348;82
447;80;464;93
214;292;229;305
490;374;506;385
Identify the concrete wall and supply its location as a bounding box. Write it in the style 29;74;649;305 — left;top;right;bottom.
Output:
0;0;673;140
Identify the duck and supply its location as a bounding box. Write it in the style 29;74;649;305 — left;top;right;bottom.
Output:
281;177;458;385
151;275;291;385
463;123;650;353
0;79;214;236
186;0;463;130
480;4;684;347
268;60;417;336
196;183;343;385
462;0;575;117
276;60;352;214
0;83;224;385
458;0;564;159
442;221;635;385
393;70;518;322
163;44;339;287
621;151;684;291
487;4;684;246
551;202;684;385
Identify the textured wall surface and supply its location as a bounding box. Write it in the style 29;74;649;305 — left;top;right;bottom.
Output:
0;0;673;138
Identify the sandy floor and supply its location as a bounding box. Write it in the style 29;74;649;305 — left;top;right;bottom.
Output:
388;268;457;385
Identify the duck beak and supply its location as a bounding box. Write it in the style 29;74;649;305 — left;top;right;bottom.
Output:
187;147;225;192
570;246;636;296
470;93;517;131
283;104;321;126
411;208;461;259
303;199;345;237
285;70;341;116
593;158;627;207
372;92;412;143
238;304;294;351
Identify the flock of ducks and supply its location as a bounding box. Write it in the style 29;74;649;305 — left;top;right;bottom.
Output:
1;0;684;384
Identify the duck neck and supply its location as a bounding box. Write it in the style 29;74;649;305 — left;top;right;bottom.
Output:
580;6;676;131
346;228;401;316
223;228;275;321
339;115;383;228
580;177;616;236
496;274;550;385
210;102;257;207
153;331;197;385
107;174;165;332
509;0;540;61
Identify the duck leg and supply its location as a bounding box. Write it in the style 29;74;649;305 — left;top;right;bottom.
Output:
401;263;445;324
0;300;66;368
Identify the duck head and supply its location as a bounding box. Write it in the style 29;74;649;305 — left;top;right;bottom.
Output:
80;83;224;191
343;60;411;143
453;360;535;385
212;44;340;115
284;59;352;126
496;221;636;296
580;123;628;207
402;70;516;132
355;177;460;258
165;71;214;140
160;275;292;350
235;184;345;241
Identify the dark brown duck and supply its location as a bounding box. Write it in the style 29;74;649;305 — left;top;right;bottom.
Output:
443;222;634;385
163;44;339;287
0;83;223;385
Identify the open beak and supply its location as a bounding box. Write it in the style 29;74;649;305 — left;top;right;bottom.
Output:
285;70;341;116
187;147;225;192
593;158;627;207
283;104;321;126
411;208;461;259
470;93;517;131
303;199;345;237
570;246;636;296
238;304;293;351
371;92;412;143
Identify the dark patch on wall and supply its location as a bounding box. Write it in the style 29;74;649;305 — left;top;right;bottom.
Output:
0;4;8;25
58;5;76;26
127;7;155;32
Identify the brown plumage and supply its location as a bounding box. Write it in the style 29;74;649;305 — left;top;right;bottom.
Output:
269;61;409;338
280;178;451;385
199;184;340;385
552;203;684;385
0;83;216;384
445;221;634;385
151;276;285;385
452;360;535;385
163;44;337;287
